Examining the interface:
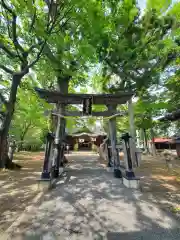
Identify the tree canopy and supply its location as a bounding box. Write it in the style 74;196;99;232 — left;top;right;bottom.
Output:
94;0;179;95
0;0;180;160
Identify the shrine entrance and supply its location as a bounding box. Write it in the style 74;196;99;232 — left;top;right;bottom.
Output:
78;141;92;151
35;87;139;188
66;131;107;151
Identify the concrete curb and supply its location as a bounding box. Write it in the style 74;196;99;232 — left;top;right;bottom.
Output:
106;167;114;172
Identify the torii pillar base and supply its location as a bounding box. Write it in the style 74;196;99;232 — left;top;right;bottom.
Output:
114;168;122;178
122;175;140;189
41;171;51;180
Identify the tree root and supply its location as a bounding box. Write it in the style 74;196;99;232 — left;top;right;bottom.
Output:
63;155;68;164
5;156;22;170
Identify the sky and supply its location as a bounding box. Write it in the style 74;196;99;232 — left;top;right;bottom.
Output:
138;0;146;11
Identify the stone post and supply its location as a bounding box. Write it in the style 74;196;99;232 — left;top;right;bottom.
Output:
41;132;54;179
121;133;135;178
107;138;112;167
150;128;156;156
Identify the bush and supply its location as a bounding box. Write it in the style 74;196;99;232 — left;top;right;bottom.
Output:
18;140;43;152
74;143;79;151
92;144;98;152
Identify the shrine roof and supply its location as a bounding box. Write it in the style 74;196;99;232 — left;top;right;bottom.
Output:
68;132;107;137
35;87;133;105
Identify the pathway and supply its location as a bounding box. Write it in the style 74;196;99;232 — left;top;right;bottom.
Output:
5;152;180;240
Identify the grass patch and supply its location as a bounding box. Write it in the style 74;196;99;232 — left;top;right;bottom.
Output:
172;206;180;213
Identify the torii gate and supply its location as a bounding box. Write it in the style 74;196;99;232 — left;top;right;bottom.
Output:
35;88;138;185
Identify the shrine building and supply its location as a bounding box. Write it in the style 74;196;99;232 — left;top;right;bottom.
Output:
65;130;107;151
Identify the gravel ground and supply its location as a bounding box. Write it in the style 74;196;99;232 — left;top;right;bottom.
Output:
4;152;180;240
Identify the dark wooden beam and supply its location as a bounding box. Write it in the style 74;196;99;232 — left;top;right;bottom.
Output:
35;87;133;105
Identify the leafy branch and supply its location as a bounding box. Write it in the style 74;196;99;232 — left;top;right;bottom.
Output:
1;0;25;62
0;42;17;58
0;92;8;106
0;0;65;76
0;65;14;75
29;7;36;33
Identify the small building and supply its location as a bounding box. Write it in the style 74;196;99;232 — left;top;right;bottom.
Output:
151;138;176;150
172;134;180;157
65;130;107;151
159;110;180;157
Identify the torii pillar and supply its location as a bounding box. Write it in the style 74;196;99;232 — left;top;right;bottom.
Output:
107;104;121;178
128;98;137;167
51;103;65;178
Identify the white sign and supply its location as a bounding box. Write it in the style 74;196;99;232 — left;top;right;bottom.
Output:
91;138;96;142
79;139;84;143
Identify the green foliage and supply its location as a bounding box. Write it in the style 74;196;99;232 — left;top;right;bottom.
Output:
92;143;98;152
147;0;172;13
74;127;92;134
165;69;180;110
1;0;180;154
74;143;78;151
10;79;51;149
0;0;57;72
153;121;172;137
20;139;44;152
134;94;169;130
93;0;179;94
38;0;104;90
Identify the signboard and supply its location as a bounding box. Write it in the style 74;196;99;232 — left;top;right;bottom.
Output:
79;139;84;143
83;98;92;115
91;137;96;142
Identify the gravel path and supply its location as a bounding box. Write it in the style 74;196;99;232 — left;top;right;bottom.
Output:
5;152;180;240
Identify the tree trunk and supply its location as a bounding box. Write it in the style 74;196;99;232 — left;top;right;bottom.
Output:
140;128;145;149
150;128;156;156
143;128;149;153
0;75;21;168
18;140;23;152
136;129;140;147
0;135;8;168
19;123;31;151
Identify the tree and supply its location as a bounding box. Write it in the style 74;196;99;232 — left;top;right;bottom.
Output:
87;0;179;154
165;69;180;111
0;0;66;167
39;0;106;149
93;0;179;94
10;80;50;150
134;90;171;152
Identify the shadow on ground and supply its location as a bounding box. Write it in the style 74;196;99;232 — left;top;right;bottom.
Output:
135;155;180;218
6;153;180;240
0;152;44;232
